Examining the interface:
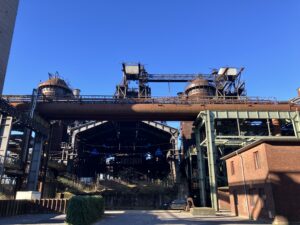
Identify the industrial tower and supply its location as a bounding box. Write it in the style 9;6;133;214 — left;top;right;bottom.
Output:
0;0;19;94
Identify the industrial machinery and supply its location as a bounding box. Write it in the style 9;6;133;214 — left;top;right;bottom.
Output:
115;63;245;99
1;63;300;210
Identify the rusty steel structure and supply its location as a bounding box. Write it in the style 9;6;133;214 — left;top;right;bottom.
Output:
3;95;298;121
115;63;245;99
3;65;297;121
1;63;300;210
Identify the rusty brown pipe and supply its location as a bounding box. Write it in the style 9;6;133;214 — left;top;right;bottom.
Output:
10;102;300;121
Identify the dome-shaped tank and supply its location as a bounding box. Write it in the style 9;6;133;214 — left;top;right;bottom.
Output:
72;89;81;98
38;74;73;97
184;78;215;98
180;78;215;160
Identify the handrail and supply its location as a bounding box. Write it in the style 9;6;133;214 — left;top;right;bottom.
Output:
2;95;281;105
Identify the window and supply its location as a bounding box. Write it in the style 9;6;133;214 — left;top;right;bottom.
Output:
230;161;235;175
253;151;261;169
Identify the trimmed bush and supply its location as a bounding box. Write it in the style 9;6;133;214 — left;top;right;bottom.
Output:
66;195;104;225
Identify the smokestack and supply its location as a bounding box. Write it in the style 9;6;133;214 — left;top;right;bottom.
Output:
0;0;19;94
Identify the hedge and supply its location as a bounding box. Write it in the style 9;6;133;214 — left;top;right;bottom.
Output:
66;195;105;225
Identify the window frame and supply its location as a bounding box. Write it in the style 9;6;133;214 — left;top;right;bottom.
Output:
253;151;261;170
230;160;235;175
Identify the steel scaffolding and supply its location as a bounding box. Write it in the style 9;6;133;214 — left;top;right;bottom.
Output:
194;110;300;210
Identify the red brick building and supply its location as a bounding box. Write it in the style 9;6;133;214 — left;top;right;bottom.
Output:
222;138;300;224
217;187;231;211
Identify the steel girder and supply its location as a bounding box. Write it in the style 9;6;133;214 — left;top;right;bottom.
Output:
194;110;300;210
0;98;49;136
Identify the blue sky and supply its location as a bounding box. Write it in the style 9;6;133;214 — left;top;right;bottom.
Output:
4;0;300;101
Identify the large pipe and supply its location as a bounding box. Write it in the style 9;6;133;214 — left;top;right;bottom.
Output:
10;102;298;121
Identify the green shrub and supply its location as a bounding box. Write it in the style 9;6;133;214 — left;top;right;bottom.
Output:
66;195;104;225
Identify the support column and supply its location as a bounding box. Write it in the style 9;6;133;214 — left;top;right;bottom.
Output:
27;134;44;191
0;116;13;182
16;128;32;190
266;119;272;136
236;118;241;136
292;111;300;138
173;134;179;182
41;125;53;197
271;119;281;136
170;136;177;183
20;128;31;163
195;126;206;207
203;110;218;210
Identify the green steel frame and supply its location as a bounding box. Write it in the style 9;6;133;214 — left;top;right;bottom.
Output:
194;110;300;210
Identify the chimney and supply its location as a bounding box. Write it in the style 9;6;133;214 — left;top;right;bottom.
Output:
298;87;300;97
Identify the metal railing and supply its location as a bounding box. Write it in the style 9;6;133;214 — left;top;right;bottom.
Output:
0;199;69;217
2;94;282;105
290;96;300;105
0;97;49;135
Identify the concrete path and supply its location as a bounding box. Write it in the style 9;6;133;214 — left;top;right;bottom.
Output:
0;213;65;224
0;210;270;225
94;210;269;225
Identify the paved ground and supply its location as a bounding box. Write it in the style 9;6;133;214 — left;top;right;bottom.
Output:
0;210;270;225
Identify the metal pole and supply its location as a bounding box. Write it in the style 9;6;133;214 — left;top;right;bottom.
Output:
204;110;218;210
195;124;206;206
41;125;53;197
237;152;251;219
27;134;44;191
236;118;241;136
266;119;271;136
292;111;300;138
0;116;13;182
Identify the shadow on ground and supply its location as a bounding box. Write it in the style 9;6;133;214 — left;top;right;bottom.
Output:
0;210;270;225
93;210;270;225
0;213;65;224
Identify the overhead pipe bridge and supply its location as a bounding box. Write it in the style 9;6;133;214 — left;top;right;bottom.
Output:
3;95;299;121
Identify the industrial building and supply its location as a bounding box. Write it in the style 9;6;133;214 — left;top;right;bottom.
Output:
0;0;19;94
0;62;299;213
222;139;300;224
0;1;300;223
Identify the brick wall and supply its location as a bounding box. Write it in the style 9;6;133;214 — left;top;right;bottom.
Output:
265;144;300;222
225;141;300;223
217;189;230;211
225;143;275;220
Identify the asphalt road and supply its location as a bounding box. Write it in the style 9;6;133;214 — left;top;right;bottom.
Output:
0;210;270;225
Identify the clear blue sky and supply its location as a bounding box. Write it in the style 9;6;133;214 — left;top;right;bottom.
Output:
4;0;300;101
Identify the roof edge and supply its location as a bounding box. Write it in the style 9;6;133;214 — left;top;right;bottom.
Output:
221;137;300;160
